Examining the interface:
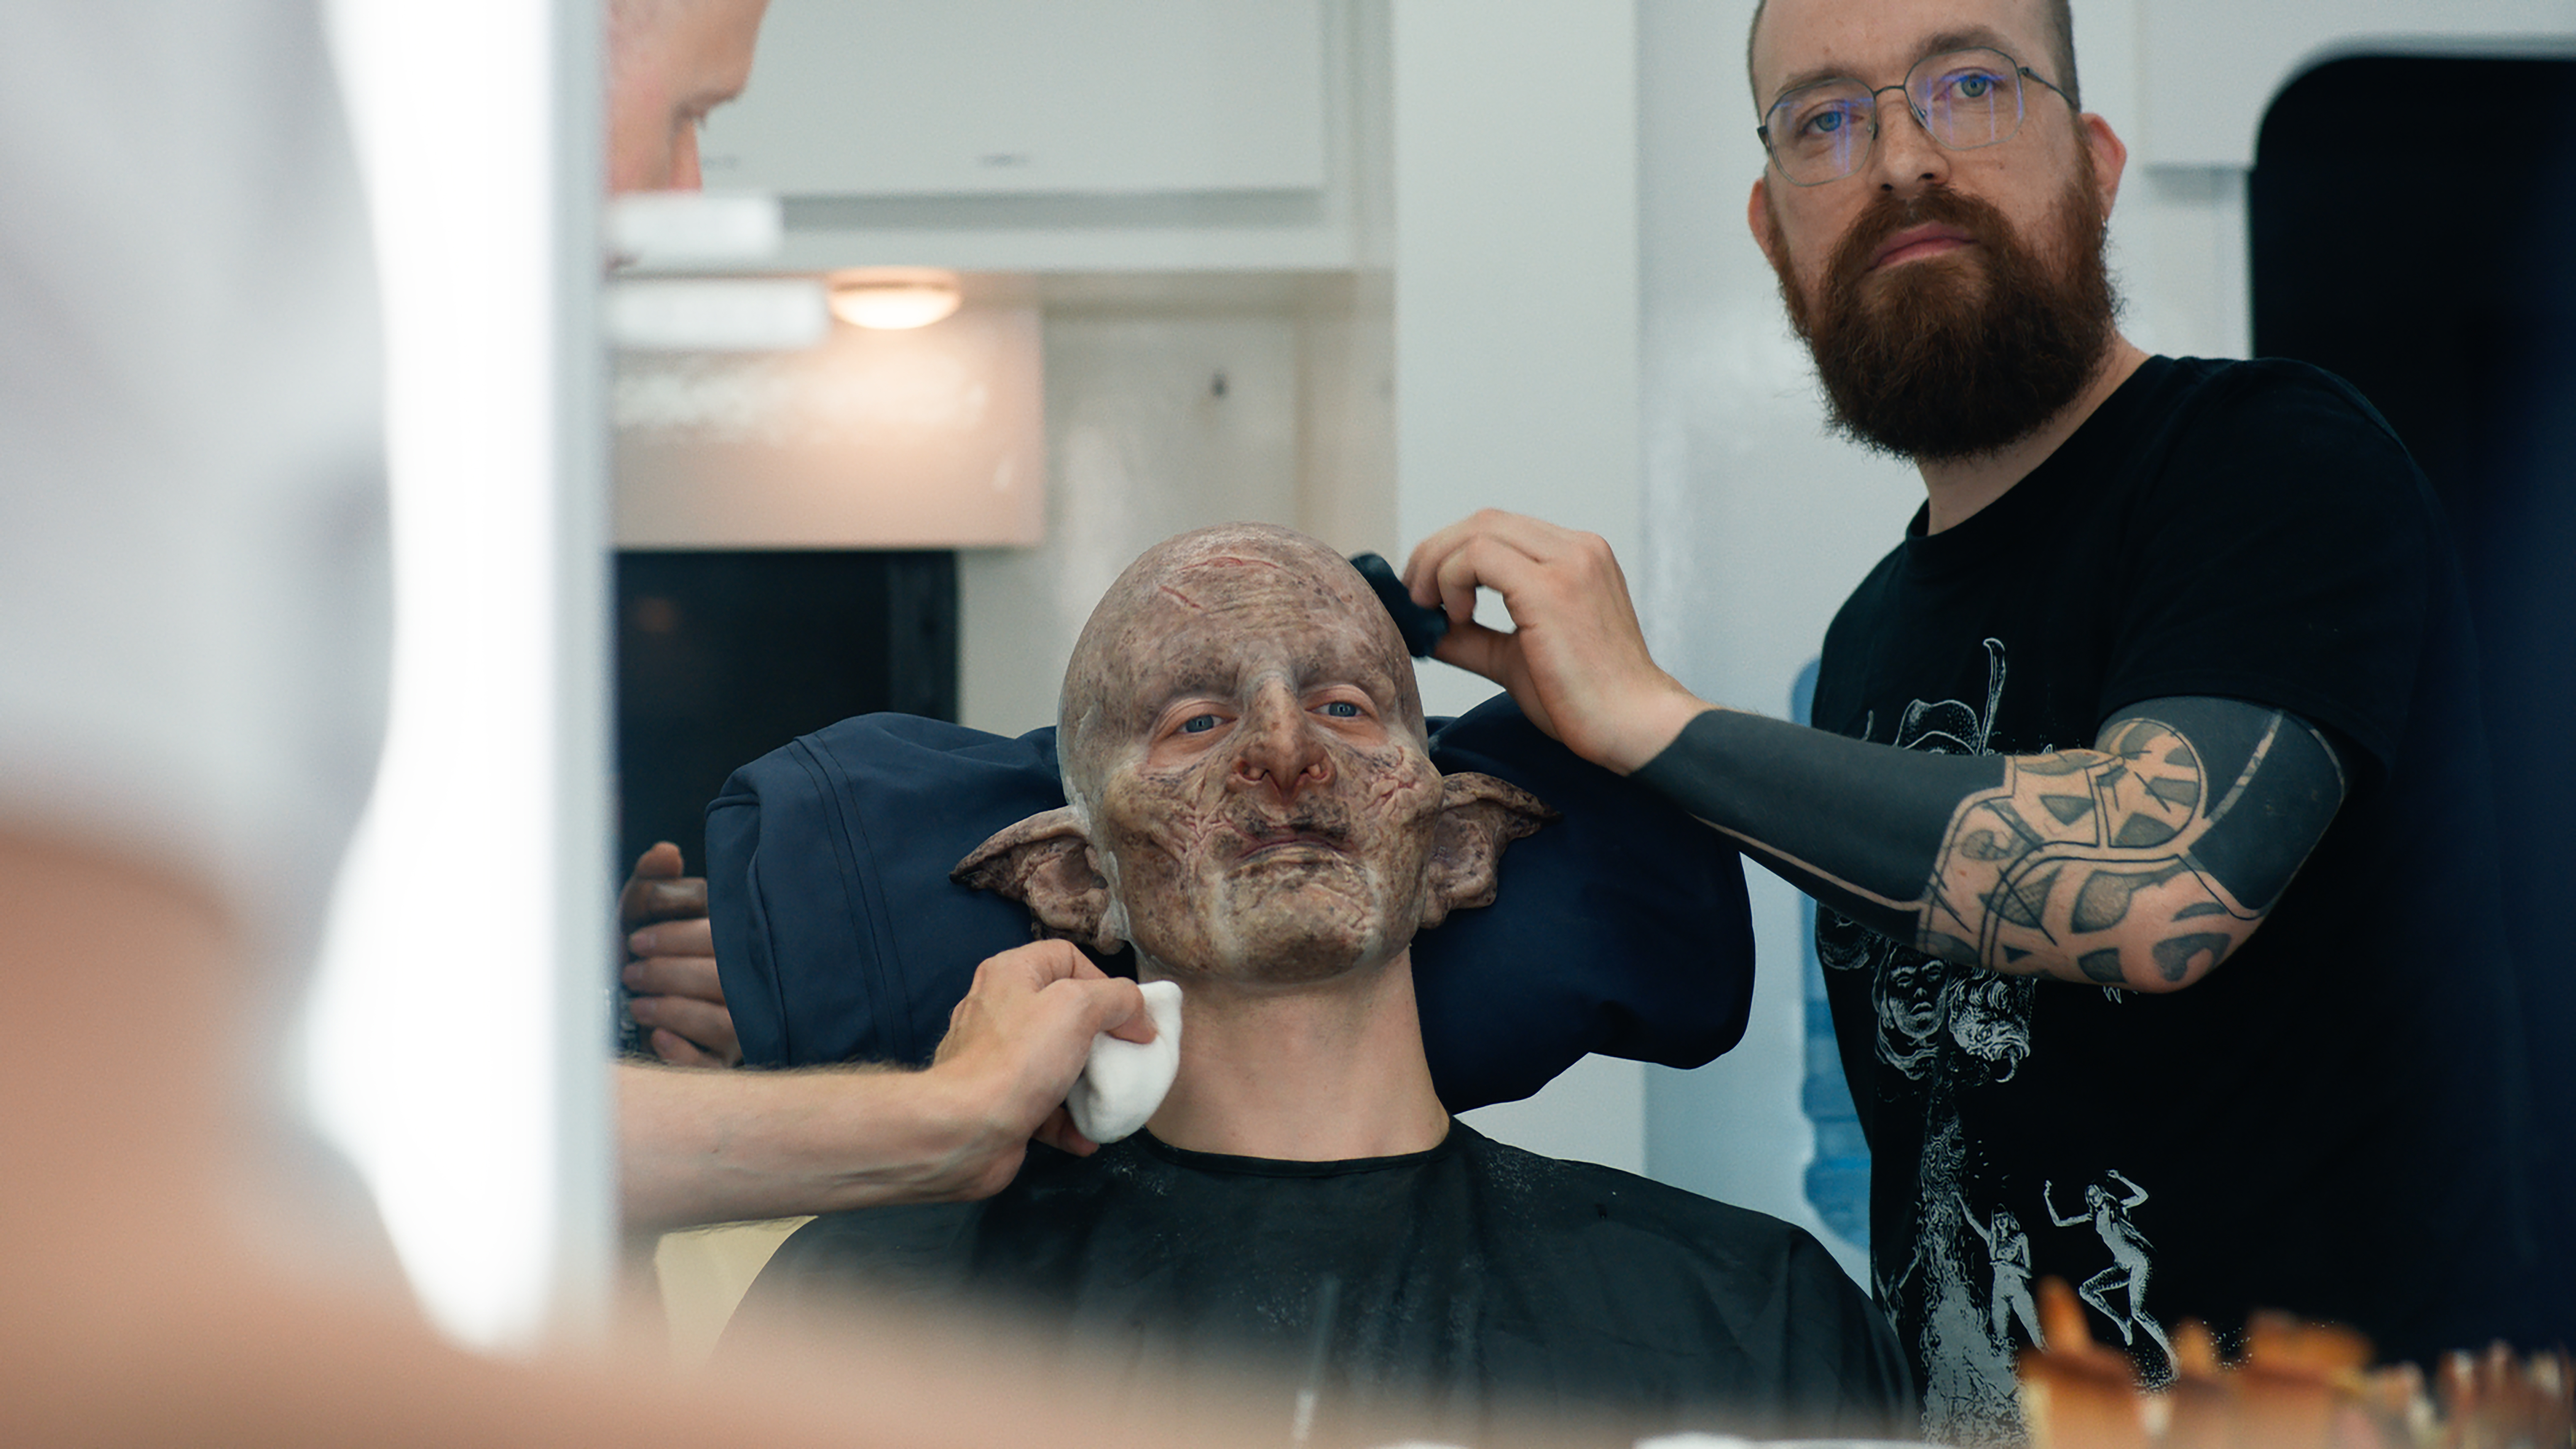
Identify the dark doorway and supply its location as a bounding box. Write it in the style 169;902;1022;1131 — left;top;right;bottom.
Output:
2252;54;2576;1340
614;550;958;880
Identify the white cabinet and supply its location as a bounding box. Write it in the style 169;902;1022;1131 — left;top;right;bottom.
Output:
612;306;1046;548
699;0;1329;197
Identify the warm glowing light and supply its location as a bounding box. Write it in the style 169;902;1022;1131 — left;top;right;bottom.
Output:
829;268;964;329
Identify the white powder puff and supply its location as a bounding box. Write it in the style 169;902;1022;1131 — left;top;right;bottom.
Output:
1066;980;1184;1144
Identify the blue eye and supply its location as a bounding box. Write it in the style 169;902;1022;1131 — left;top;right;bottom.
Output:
1181;714;1219;734
1929;66;2006;103
1321;701;1362;719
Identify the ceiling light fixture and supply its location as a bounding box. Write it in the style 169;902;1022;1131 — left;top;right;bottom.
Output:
828;267;964;330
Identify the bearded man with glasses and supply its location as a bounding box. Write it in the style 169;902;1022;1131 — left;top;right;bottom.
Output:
1405;0;2553;1441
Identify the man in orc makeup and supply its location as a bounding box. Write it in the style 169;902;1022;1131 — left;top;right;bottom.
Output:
735;525;1909;1443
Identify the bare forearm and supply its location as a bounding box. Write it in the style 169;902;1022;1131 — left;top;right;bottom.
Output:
0;837;926;1446
617;1060;995;1231
9;1245;831;1448
1632;697;2343;991
620;941;1155;1231
12;1204;1289;1449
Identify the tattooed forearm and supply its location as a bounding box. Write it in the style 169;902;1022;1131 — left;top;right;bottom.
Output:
1931;699;2344;988
1925;716;2257;986
1632;696;2345;991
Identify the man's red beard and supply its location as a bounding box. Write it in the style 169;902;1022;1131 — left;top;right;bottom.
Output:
1768;165;2117;463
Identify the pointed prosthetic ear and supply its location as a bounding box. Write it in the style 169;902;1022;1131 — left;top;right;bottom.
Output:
952;807;1124;955
1420;773;1558;929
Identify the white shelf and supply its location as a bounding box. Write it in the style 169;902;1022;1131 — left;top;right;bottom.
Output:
700;0;1327;197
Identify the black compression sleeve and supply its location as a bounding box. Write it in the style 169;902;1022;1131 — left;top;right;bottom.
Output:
1631;699;2344;978
2109;696;2345;916
1632;709;2003;932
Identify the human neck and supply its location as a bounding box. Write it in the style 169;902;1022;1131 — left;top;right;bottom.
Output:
1914;335;2150;534
1141;948;1450;1162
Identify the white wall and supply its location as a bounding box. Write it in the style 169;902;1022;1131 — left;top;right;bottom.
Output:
1631;0;1911;1283
1390;0;1643;684
1389;0;1653;1174
614;304;1048;550
961;282;1330;735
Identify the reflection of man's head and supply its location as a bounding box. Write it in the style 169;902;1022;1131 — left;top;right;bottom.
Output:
959;524;1547;988
607;0;771;192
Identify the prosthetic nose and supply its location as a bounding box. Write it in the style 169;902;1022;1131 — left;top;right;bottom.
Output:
1230;680;1334;804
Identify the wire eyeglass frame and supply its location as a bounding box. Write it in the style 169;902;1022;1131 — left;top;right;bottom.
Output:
1757;46;2073;187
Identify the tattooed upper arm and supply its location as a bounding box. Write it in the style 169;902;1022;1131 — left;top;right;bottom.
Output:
1920;696;2345;991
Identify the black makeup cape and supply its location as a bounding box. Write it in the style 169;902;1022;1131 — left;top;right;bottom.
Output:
703;694;1753;1110
732;1123;1910;1443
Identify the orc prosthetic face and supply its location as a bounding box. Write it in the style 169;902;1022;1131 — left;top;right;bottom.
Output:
957;524;1548;984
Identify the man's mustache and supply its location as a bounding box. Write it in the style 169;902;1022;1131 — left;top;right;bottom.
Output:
1824;186;2014;301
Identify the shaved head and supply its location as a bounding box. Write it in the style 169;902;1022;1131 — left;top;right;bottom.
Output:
1747;0;2080;110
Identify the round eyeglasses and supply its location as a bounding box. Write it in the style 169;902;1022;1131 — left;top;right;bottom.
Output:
1757;47;2072;187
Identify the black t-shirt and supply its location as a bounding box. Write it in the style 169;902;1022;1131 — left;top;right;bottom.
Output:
735;1122;1912;1443
1810;356;2537;1445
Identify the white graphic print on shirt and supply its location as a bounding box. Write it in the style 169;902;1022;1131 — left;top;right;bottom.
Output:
1818;638;2171;1447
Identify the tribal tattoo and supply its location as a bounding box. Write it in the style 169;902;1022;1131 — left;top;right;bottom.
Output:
1634;696;2346;992
1916;705;2337;988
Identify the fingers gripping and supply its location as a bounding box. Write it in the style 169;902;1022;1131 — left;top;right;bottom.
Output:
618;843;736;1064
619;841;707;931
932;944;1160;1170
621;949;722;1003
1401;512;1700;771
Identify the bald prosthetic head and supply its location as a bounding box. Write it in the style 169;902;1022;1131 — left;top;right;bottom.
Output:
959;524;1547;987
1057;524;1427;810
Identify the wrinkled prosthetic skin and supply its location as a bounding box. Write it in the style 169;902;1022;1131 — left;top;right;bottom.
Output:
955;524;1551;985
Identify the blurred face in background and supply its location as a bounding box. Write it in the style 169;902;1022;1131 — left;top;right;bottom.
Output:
605;0;770;191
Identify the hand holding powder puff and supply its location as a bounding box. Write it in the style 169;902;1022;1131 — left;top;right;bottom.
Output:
1067;980;1183;1144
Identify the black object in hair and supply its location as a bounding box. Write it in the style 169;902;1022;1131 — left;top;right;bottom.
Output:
1349;552;1451;658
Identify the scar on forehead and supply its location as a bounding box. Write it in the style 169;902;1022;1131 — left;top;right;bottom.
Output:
1157;552;1301;609
1182;553;1292;577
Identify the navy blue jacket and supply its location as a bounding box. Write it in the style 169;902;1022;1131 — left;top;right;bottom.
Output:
704;694;1753;1110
